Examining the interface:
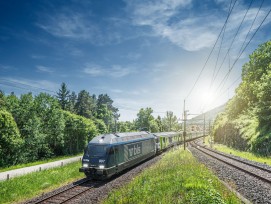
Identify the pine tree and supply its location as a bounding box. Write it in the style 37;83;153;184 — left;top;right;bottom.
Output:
56;82;70;110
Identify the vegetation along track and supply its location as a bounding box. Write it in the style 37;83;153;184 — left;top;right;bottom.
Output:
190;141;271;185
31;179;102;204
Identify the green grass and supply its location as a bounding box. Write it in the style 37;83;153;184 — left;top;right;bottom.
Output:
0;161;84;204
214;144;271;166
103;148;241;204
204;135;271;166
0;153;82;173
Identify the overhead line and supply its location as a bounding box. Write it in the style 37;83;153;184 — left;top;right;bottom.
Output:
212;0;254;86
216;0;264;94
210;0;233;88
185;0;238;100
0;79;56;94
238;0;265;56
215;4;271;95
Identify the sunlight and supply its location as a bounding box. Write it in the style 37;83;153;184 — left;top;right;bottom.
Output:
200;91;214;104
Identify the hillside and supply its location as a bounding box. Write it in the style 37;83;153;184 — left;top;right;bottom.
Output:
187;104;226;125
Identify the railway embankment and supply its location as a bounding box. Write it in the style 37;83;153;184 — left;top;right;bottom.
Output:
189;141;271;203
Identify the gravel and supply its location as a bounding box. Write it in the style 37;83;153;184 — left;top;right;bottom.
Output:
189;146;271;204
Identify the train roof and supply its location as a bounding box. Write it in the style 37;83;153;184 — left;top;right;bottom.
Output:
153;132;181;137
89;131;155;144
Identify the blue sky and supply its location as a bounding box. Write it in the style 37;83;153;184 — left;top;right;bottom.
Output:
0;0;271;121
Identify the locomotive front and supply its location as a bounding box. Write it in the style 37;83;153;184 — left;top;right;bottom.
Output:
79;135;111;179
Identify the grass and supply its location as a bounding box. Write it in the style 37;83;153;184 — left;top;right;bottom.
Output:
204;136;271;166
0;153;82;173
103;147;241;204
0;161;84;204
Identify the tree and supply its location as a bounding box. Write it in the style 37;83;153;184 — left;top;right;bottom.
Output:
213;40;271;155
0;90;5;109
62;111;98;154
162;111;179;131
34;93;64;156
149;119;159;132
95;94;119;131
67;91;77;113
56;82;70;110
75;90;95;118
156;115;163;132
0;110;23;167
135;107;154;131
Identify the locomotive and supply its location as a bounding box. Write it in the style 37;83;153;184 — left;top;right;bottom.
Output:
79;131;202;179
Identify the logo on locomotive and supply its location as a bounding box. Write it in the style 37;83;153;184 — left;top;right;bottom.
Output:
128;142;142;159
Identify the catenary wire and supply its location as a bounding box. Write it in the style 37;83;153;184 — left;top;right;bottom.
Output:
185;0;238;100
0;79;56;94
215;4;271;96
212;0;255;87
210;0;233;89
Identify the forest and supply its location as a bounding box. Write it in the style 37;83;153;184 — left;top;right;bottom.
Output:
213;40;271;156
0;84;180;167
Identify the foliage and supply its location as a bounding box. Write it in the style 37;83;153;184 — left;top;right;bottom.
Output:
75;90;95;118
135;107;155;131
67;91;77;113
0;110;23;166
162;111;180;131
95;94;119;132
56;82;70;110
62;111;98;154
117;121;136;132
0;90;5;108
0;91;103;167
213;40;271;155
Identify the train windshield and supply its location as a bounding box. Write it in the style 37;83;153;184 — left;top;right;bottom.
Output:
88;144;107;156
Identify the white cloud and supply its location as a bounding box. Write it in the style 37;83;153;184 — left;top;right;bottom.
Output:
84;65;104;77
36;65;54;73
83;64;136;78
36;10;138;46
37;13;98;40
124;0;271;51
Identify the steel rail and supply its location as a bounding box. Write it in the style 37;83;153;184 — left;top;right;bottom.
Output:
33;178;96;204
196;142;271;174
190;142;271;184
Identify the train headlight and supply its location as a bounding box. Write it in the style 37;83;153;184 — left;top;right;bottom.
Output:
99;165;105;169
83;163;88;168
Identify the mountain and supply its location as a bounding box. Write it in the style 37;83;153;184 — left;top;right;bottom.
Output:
187;104;226;125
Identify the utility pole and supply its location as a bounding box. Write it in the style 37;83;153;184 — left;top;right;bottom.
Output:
203;113;206;137
183;100;187;150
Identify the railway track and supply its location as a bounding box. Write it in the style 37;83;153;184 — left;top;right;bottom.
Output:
32;179;101;204
190;141;271;185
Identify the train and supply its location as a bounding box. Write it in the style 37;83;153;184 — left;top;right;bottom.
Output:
79;131;203;179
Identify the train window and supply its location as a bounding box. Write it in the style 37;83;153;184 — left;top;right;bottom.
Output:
88;145;107;156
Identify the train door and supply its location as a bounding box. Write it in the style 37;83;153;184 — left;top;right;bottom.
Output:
114;146;119;172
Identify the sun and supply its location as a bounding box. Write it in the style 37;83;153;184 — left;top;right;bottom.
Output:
200;90;215;105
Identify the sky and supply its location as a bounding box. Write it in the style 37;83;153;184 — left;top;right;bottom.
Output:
0;0;271;121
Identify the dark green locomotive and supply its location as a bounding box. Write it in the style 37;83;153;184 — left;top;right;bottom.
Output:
79;132;156;179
